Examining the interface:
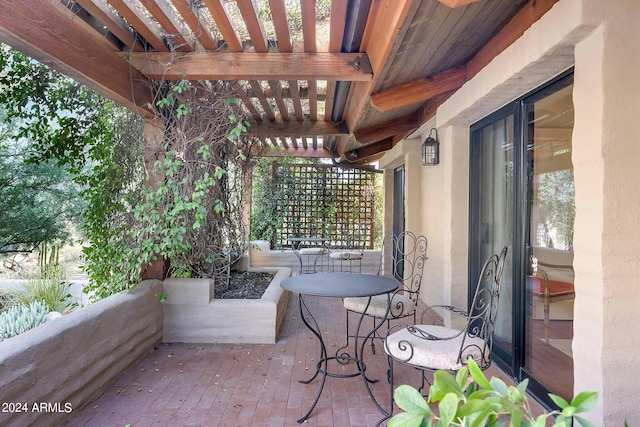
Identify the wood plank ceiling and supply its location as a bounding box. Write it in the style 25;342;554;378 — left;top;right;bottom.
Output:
0;0;558;165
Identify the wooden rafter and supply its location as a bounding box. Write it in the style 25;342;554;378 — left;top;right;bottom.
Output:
170;0;219;51
74;0;144;51
288;81;304;120
202;0;243;52
237;0;268;52
354;113;420;145
329;0;348;51
246;120;348;137
301;0;317;52
249;81;276;121
342;0;414;136
0;0;553;163
122;52;373;81
348;0;560;160
264;147;333;158
370;66;467;112
308;80;318;120
325;0;348;123
230;81;262;120
268;0;292;52
107;0;168;52
466;0;559;79
138;0;194;52
249;86;326;101
344;139;394;163
438;0;482;8
269;80;289;120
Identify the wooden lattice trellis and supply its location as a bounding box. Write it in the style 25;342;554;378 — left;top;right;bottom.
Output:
274;164;378;249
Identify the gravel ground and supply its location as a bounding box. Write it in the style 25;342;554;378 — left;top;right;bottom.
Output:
215;270;274;299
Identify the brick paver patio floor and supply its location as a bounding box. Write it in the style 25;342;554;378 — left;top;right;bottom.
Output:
65;289;528;427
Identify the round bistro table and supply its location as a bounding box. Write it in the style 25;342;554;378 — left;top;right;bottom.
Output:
280;272;398;423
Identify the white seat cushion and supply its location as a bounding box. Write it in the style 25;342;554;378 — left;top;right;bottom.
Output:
299;248;328;255
343;293;414;318
384;325;486;371
330;251;363;260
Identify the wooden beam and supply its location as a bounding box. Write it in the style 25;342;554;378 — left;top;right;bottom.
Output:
0;0;153;117
467;0;560;79
342;0;414;136
410;0;559;131
122;52;373;81
344;138;394;163
370;66;466;112
438;0;482;8
354;112;419;144
246;120;348;137
261;147;333;158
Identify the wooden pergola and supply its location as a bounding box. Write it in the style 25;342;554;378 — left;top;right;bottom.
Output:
0;0;558;165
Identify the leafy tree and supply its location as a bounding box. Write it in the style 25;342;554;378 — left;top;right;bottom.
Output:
0;106;78;257
1;44;257;300
0;43;144;292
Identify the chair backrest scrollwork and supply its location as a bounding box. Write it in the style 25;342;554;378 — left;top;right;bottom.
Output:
377;231;428;312
459;245;508;369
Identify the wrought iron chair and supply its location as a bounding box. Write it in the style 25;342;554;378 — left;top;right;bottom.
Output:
382;245;508;412
341;231;428;353
329;238;365;273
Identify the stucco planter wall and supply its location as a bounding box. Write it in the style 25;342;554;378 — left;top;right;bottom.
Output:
0;280;164;427
249;240;381;274
162;267;292;344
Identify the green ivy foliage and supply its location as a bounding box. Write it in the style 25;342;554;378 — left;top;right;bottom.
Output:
1;44;255;300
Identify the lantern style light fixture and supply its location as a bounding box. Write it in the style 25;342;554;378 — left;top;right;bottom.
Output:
422;128;440;166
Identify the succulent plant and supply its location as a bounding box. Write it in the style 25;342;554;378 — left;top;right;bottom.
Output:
0;301;49;338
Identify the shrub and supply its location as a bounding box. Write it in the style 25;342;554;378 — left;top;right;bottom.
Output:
6;265;70;313
390;358;597;427
0;301;49;338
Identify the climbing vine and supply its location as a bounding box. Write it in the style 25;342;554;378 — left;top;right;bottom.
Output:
83;78;260;299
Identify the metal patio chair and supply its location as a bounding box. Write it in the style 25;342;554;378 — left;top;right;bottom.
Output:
382;245;508;419
341;231;428;353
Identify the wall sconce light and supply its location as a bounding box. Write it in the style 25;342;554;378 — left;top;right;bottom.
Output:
422;128;439;166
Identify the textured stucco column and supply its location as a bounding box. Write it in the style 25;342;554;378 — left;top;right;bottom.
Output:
378;137;424;237
573;1;640;424
442;125;470;310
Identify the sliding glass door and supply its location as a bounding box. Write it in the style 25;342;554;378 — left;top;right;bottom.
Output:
470;72;575;405
469;114;514;362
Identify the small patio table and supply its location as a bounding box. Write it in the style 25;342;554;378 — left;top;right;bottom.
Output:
280;272;398;423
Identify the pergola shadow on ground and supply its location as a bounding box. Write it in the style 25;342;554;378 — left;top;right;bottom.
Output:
65;291;530;427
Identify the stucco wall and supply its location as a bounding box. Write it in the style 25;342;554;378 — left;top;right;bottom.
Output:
379;0;640;423
162;267;292;344
0;280;164;427
248;240;382;274
573;1;640;423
